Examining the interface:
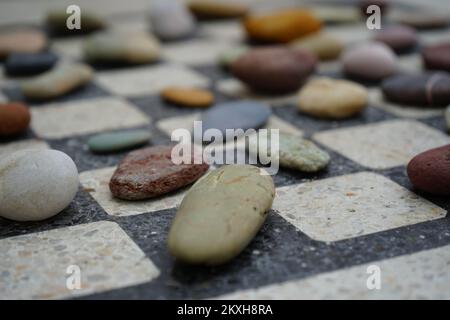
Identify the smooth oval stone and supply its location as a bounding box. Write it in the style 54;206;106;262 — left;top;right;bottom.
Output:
243;9;322;43
422;42;450;72
231;46;317;94
407;144;450;196
5;52;58;76
197;101;272;141
393;11;449;29
0;102;31;136
298;77;368;119
341;41;398;81
46;9;106;34
218;46;248;68
0;29;47;59
83;32;160;64
0;149;79;221
161;87;214;108
168;165;275;265
291;32;344;61
374;25;418;53
20;62;93;100
382;72;450;107
150;0;195;40
109;145;209;200
88;129;151;153
188;0;248;19
446;105;450;130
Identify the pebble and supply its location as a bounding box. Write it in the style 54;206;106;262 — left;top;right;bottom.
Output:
218;46;248;68
20;62;93;100
188;0;248;19
243;9;322;43
0;29;47;59
422;42;450;72
382;73;450;107
5;52;58;76
407;144;450;196
109;145;209;200
0;103;31;136
83;32;160;64
197;101;271;141
394;12;449;29
168;165;275;265
231;46;317;93
374;25;418;53
298;77;368;119
161;87;214;108
150;0;196;41
341;41;398;81
87;129;151;153
46;9;106;34
249;132;330;172
290;32;344;61
0;149;79;222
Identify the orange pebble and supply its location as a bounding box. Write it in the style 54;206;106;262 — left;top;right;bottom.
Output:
0;102;31;136
161;87;214;108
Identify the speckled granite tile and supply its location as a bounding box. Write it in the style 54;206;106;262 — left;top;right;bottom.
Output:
199;21;245;43
0;139;50;157
369;89;444;119
31;97;150;139
324;24;371;45
313;119;450;169
273;171;446;242
51;37;84;61
215;243;450;299
398;54;422;73
0;221;159;299
95;64;210;96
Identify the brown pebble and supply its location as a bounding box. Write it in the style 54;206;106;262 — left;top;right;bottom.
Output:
161;87;214;108
0;29;47;59
422;42;450;72
0;103;31;136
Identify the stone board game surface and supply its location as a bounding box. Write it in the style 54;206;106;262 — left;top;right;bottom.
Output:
1;0;450;300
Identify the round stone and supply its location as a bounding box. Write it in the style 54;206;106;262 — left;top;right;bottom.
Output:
231;46;317;94
243;9;322;43
290;32;344;61
382;73;450;107
0;149;79;222
0;29;47;59
393;11;449;29
161;87;214;108
407;144;450;196
188;0;248;19
88;129;151;153
197;101;271;141
46;9;106;34
374;25;418;53
422;42;450;72
83;32;160;64
109;145;209;200
341;41;398;81
150;0;196;41
168;165;275;265
298;77;368;119
5;52;58;76
0;103;31;136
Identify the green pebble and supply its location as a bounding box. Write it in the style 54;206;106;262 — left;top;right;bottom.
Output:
446;105;450;131
87;130;151;153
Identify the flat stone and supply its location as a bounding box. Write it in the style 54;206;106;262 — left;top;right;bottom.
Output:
188;0;248;19
218;46;248;68
83;32;160;64
0;149;79;221
46;9;106;34
5;52;58;76
290;32;344;61
109;145;209;200
0;29;48;59
197;101;272;141
407;144;450;196
231;46;317;94
0;103;31;136
243;9;322;43
161;87;214;108
150;0;195;40
20;62;93;100
168;165;275;265
87;129;151;154
374;25;418;53
422;42;450;72
382;72;450;107
298;77;368;119
342;41;398;81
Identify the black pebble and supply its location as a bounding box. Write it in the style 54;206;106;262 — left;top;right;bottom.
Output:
5;52;58;76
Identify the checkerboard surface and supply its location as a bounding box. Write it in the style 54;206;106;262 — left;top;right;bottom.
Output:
1;0;450;300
